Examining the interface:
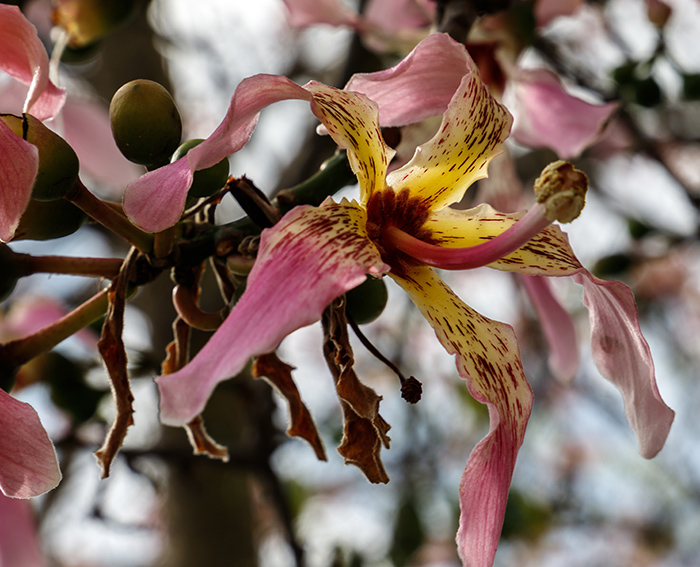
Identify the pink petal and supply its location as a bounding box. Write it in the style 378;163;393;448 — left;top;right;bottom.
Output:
281;0;358;27
3;295;99;350
123;75;312;232
0;117;39;243
511;68;617;159
0;5;65;121
0;495;46;567
392;265;533;567
157;201;388;426
573;270;674;458
519;274;580;382
0;389;61;498
364;0;434;33
61;97;141;192
344;33;472;127
281;0;359;27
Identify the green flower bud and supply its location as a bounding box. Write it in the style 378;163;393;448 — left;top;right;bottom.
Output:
53;0;139;48
109;79;182;167
12;199;87;241
1;113;80;201
345;276;388;325
172;139;230;198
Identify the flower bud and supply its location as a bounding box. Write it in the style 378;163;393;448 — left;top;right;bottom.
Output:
1;114;80;201
12;199;87;241
172;139;230;198
345;276;388;325
53;0;139;48
110;79;182;167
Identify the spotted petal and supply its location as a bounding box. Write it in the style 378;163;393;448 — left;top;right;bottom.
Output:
0;389;61;498
0;5;65;120
423;204;582;276
391;265;532;567
573;270;674;458
0;117;39;243
307;82;394;204
386;62;512;211
157;200;388;426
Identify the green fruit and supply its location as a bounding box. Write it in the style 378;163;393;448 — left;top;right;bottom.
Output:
172;139;230;198
12;199;87;241
1;113;80;201
0;245;22;303
345;276;388;325
109;79;182;166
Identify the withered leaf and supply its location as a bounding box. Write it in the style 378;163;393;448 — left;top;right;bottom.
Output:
322;299;391;484
94;249;138;479
252;352;327;461
184;415;230;462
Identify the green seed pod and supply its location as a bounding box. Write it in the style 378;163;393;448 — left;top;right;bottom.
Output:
1;113;80;201
0;244;22;303
345;276;388;325
172;139;230;198
109;79;182;167
12;198;87;241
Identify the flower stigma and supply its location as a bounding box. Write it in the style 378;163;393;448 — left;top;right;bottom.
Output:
379;160;588;271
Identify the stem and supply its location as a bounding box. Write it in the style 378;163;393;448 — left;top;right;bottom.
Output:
64;179;154;253
384;204;553;270
154;227;175;259
13;251;123;279
172;285;226;331
274;152;355;214
0;288;110;368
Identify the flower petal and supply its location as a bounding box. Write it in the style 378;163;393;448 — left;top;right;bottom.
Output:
0;5;65;121
345;33;471;127
511;68;617;159
0;117;38;243
281;0;359;28
391;265;532;567
306;82;394;204
0;495;46;567
157;200;388;426
0;389;61;498
123;74;313;232
423;204;582;275
386;59;512;211
519;274;580;382
573;270;674;458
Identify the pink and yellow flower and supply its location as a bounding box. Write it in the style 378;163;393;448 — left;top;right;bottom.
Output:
130;34;674;566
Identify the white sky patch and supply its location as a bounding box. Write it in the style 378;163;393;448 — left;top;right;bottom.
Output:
596;153;699;236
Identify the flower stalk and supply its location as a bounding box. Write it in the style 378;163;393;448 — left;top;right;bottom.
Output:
64;179;154;253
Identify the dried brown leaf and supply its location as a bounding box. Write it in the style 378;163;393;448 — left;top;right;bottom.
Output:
184;415;230;462
322;300;391;484
94;249;138;479
252;352;327;461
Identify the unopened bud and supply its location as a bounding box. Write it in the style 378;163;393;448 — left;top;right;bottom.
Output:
13;199;86;241
110;79;182;167
1;113;80;201
534;160;588;223
172;139;229;198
